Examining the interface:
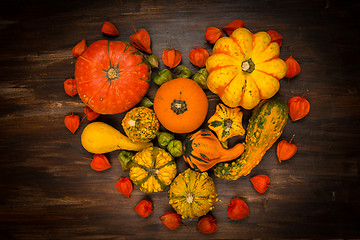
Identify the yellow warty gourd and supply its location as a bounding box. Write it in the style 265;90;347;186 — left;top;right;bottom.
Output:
168;168;218;220
81;122;152;154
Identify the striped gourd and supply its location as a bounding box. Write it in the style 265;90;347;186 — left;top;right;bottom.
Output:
208;103;245;142
183;129;244;172
129;147;176;193
168;168;218;220
214;97;288;180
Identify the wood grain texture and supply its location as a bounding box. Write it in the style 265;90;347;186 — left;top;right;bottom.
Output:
0;0;359;239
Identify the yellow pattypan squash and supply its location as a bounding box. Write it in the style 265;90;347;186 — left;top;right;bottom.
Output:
129;147;177;193
206;28;287;110
168;168;218;220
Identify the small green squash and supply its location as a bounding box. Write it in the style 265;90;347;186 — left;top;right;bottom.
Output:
214;97;288;180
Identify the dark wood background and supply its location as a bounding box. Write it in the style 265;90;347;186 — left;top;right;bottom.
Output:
1;0;359;239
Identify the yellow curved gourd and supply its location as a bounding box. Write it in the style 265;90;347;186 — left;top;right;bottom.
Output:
81;122;152;154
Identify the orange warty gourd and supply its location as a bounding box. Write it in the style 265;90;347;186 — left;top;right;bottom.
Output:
153;78;208;134
206;28;287;110
183;129;245;172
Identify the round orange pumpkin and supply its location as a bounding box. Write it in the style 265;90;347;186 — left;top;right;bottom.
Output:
153;78;208;133
75;40;151;114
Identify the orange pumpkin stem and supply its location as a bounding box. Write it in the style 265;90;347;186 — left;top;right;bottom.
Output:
171;99;187;115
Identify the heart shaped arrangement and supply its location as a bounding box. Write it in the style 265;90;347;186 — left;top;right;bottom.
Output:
63;20;309;233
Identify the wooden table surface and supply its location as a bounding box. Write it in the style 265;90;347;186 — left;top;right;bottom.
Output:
1;0;359;239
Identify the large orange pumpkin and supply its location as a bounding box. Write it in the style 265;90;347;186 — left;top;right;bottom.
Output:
153;78;208;133
75;40;151;114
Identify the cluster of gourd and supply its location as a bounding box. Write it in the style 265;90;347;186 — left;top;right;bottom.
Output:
77;27;290;223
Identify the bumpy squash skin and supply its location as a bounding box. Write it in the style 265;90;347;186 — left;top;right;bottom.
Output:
214;98;288;180
122;107;159;143
130;147;177;193
168;168;218;220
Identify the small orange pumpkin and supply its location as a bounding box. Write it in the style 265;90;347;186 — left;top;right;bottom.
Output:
154;78;208;133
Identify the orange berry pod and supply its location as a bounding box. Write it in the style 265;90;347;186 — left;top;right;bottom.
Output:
277;135;297;162
250;175;270;193
222;20;245;36
227;198;249;220
116;177;133;198
160;211;182;230
205;26;223;44
189;46;210;68
64;78;77;97
134;200;153;218
288;96;310;121
198;214;217;234
162;44;181;68
267;30;283;47
130;27;152;54
72;39;87;57
285;56;301;78
101;21;119;36
90;154;111;171
64;114;80;134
